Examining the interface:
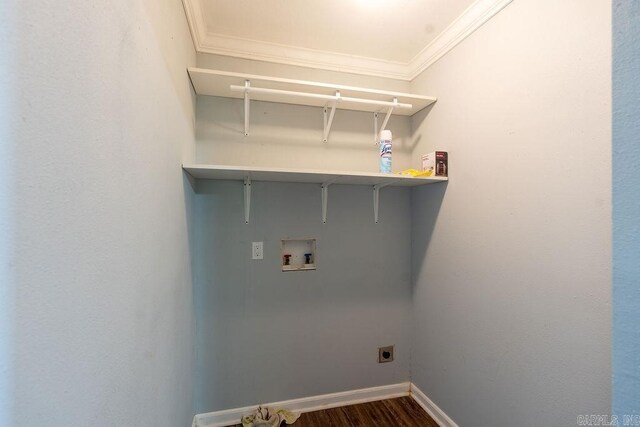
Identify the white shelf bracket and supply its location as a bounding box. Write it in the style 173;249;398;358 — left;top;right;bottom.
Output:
373;181;395;223
374;97;398;143
323;91;340;142
244;176;251;224
229;84;414;141
373;112;378;143
321;184;329;223
321;177;340;223
243;80;250;136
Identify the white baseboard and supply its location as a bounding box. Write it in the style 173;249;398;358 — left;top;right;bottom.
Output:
410;383;459;427
193;382;411;427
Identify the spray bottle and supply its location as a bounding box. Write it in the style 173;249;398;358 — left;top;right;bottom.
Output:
379;129;392;173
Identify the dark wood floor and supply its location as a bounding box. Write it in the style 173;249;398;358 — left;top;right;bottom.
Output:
234;396;439;427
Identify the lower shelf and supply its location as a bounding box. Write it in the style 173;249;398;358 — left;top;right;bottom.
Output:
182;164;448;224
182;164;448;187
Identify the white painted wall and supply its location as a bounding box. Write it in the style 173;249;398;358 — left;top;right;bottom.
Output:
194;181;412;412
409;0;612;425
1;1;196;425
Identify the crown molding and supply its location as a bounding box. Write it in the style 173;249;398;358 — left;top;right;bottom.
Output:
195;32;410;80
406;0;513;80
181;0;513;81
181;0;207;51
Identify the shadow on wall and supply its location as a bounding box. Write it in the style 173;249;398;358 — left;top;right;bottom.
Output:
409;100;444;285
1;0;18;421
410;102;435;132
141;0;196;125
409;103;435;144
410;182;448;293
182;172;198;420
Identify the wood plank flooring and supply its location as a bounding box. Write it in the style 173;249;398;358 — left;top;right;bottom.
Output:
233;396;439;427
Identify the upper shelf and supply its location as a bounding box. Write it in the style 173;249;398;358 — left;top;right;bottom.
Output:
187;68;437;116
183;164;448;187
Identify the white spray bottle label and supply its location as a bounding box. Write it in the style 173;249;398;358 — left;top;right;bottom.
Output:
379;129;392;173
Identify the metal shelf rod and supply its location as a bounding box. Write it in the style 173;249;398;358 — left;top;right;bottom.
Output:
230;85;412;109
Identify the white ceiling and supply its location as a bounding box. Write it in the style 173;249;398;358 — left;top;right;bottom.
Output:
182;0;513;80
199;0;474;63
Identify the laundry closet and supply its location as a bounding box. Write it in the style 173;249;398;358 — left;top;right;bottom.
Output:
180;1;612;426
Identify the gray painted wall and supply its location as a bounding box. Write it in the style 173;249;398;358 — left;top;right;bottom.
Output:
1;0;196;425
613;0;640;416
194;180;412;412
409;0;612;425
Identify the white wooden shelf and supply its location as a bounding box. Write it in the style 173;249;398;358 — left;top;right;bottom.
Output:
188;68;437;116
183;164;447;225
182;164;447;187
186;71;443;223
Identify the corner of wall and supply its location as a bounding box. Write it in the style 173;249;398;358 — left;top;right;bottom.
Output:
612;0;640;416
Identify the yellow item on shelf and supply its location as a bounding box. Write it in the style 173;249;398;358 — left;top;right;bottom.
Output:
396;169;433;177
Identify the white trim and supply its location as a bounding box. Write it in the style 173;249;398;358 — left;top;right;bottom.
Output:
410;383;459;427
406;0;514;80
192;382;410;427
181;0;207;52
181;0;513;80
196;33;409;81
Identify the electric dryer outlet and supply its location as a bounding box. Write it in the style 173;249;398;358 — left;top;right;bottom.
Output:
378;345;394;363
